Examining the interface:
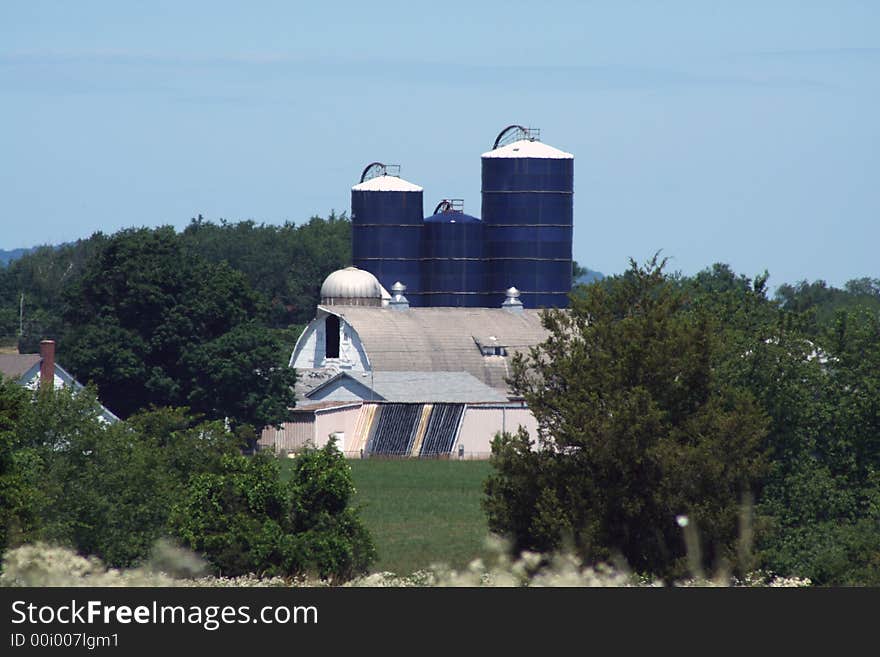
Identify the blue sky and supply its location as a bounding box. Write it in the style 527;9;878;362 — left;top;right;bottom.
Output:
1;1;878;288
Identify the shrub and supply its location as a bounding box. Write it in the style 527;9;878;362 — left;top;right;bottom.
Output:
170;441;375;581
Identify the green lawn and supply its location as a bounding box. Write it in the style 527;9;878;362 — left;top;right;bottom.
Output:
278;456;496;575
346;459;494;576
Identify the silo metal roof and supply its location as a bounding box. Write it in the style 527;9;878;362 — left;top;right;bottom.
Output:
424;211;481;223
351;175;423;192
481;138;573;159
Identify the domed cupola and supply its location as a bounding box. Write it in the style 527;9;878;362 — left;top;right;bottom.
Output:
320;266;385;306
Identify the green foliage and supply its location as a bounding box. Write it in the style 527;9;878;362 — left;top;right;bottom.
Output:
0;238;107;348
749;306;880;584
0;214;349;426
775;277;880;336
637;262;880;584
5;385;165;565
182;321;297;434
486;256;770;579
170;442;375;581
59;226;295;427
0;377;30;554
180;213;351;326
2;384;376;581
2;385;241;568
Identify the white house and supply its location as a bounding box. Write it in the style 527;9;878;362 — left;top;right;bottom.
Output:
0;339;119;423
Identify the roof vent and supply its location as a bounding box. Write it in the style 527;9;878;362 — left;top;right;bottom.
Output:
502;286;524;313
389;281;410;310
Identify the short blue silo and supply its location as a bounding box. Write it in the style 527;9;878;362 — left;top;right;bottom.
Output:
351;164;424;305
421;200;485;307
481;127;573;308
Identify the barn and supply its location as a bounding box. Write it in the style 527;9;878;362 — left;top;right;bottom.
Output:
259;267;546;458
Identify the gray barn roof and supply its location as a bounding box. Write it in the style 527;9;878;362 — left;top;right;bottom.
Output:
321;305;549;391
305;370;509;404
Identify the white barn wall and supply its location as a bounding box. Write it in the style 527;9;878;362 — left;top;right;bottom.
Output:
291;310;370;372
314;405;362;453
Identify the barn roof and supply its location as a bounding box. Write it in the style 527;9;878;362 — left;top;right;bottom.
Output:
319;305;549;390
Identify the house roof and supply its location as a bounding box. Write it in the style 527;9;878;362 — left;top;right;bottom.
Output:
0;354;41;380
306;370;509;404
317;305;549;390
0;352;120;423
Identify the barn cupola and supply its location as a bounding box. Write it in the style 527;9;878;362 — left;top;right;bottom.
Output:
320;266;384;307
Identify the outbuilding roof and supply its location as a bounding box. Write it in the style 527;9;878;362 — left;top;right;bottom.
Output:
305;370;509;404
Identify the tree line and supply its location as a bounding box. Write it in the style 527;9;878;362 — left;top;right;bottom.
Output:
0;214;351;433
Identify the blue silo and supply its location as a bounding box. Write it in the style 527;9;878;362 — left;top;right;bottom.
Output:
351;163;425;305
421;200;485;307
481;126;573;308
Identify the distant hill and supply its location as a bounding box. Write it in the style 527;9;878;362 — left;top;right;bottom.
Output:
0;247;36;267
575;268;605;285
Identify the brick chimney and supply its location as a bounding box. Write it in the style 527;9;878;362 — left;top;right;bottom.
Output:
39;339;55;391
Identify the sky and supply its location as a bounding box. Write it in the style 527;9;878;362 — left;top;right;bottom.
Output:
1;1;878;289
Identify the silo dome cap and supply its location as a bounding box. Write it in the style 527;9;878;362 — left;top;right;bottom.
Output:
320;266;383;300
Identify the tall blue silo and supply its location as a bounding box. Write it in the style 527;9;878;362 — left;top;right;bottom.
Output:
421;199;485;307
351;163;424;305
481;126;573;308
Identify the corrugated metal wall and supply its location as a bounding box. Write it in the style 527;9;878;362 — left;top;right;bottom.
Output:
352;402;467;457
421;213;486;307
352;189;425;305
420;403;465;456
258;415;315;454
482;151;573;308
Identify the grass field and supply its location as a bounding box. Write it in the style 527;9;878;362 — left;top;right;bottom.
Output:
344;459;494;575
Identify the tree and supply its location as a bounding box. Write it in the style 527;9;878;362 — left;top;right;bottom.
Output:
183;322;297;439
2;385;242;568
0;376;30;554
60;227;295;428
750;306;880;584
484;256;769;579
169;441;375;580
670;264;880;584
180;213;351;327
